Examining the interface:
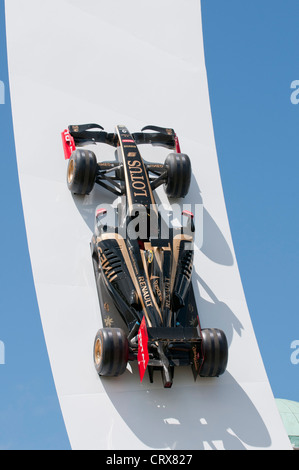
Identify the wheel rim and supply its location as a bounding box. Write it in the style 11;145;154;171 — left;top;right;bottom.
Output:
67;159;75;184
94;338;102;366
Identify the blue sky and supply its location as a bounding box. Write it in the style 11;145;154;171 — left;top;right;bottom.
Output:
201;0;299;403
0;0;298;450
0;1;71;449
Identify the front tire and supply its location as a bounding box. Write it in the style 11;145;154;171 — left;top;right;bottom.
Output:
67;149;97;195
164;153;191;198
200;328;228;377
93;328;129;377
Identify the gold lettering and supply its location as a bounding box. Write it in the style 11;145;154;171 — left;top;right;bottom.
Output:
134;190;147;197
99;251;117;282
132;181;146;190
130;168;143;175
138;276;153;307
126;154;149;198
128;160;141;167
164;277;171;309
153;279;163;302
131;175;145;182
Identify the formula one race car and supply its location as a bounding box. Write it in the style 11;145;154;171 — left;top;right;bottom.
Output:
62;124;228;388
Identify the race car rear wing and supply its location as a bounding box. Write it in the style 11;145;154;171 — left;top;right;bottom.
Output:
62;123;181;160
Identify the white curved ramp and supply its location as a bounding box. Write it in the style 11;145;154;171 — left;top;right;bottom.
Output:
5;0;292;450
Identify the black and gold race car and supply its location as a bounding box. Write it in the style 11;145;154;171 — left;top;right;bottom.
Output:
62;124;228;388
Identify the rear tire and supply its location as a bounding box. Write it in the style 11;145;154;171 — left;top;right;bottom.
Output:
93;328;129;377
200;328;228;377
67;149;97;195
164;153;191;198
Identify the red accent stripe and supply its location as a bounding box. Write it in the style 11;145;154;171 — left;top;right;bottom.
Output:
96;208;107;217
175;135;181;153
182;210;194;219
137;317;149;382
61;129;76;160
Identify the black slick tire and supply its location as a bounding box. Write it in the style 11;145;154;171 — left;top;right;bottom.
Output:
164;153;191;198
93;328;129;377
67;149;97;195
200;328;228;377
